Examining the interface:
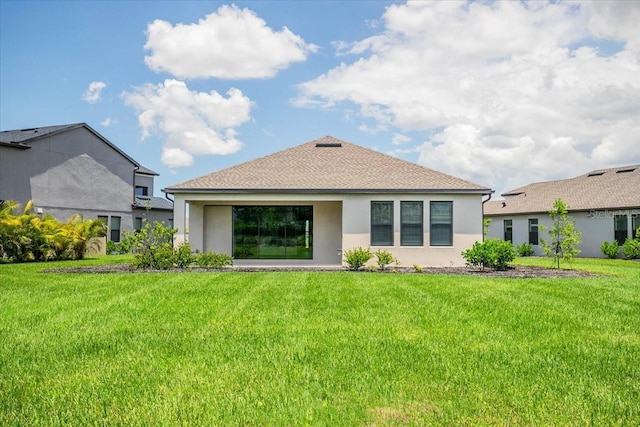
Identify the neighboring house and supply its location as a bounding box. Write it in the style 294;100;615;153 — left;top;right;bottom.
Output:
484;165;640;258
0;123;173;241
163;136;492;267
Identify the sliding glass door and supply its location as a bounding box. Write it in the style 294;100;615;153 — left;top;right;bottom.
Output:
233;206;313;259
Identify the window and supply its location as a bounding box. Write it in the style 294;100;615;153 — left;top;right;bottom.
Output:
633;214;639;239
504;219;513;243
614;214;628;245
134;217;143;231
371;201;394;246
233;206;312;259
110;216;121;242
401;201;423;246
430;201;453;246
528;219;539;245
135;186;149;197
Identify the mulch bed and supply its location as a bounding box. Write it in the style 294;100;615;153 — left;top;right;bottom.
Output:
42;264;599;278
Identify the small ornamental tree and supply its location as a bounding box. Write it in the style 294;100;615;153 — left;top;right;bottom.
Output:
540;198;581;269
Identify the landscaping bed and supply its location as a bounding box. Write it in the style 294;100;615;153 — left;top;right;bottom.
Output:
42;263;599;278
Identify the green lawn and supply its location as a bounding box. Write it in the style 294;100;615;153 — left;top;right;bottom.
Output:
1;257;639;426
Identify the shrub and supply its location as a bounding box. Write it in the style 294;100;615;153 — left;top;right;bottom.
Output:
174;242;194;268
413;264;424;273
195;251;234;268
462;238;516;271
516;242;534;257
600;240;619;259
622;238;640;259
374;249;395;270
344;247;373;271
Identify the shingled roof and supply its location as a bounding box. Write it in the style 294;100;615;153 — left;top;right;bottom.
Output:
0;122;158;175
164;136;491;194
485;165;640;216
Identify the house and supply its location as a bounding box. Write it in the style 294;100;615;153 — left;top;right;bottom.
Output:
484;165;640;258
163;136;492;267
0;123;173;241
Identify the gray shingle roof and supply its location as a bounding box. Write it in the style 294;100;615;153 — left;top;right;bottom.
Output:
133;196;173;210
485;165;640;215
1;122;157;174
164;136;491;194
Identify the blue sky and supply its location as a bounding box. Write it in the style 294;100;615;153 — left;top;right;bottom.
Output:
2;1;639;198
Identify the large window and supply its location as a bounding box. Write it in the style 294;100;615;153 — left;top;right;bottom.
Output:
504;219;513;243
614;214;628;245
401;201;423;246
528;218;539;245
633;214;639;239
110;216;121;242
371;201;394;246
430;201;452;246
233;206;312;259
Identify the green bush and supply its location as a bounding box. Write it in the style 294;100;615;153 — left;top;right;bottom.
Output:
374;249;395;270
195;251;234;268
622;238;640;259
174;242;194;268
600;240;619;259
462;239;516;271
516;242;534;257
344;247;373;271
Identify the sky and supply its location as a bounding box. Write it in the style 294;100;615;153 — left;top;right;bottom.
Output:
1;0;639;198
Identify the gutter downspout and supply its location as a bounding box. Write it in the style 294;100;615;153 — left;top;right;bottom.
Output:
481;192;493;241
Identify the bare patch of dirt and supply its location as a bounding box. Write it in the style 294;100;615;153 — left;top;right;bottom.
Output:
42;263;600;278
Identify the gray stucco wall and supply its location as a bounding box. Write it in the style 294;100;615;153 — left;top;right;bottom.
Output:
486;208;640;258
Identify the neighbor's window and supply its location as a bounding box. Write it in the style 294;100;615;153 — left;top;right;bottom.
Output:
134;217;143;231
135;186;149;197
401;201;423;246
371;201;394;246
430;201;453;246
528;218;539;245
614;214;628;245
633;214;639;239
233;206;312;259
504;219;513;243
110;216;121;242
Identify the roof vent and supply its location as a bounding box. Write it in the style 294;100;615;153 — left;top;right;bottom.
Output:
588;172;605;177
616;168;635;174
315;143;342;148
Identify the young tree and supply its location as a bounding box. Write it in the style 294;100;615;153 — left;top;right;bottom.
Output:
540;198;582;269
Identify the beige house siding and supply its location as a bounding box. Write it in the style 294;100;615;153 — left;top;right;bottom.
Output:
174;192;484;267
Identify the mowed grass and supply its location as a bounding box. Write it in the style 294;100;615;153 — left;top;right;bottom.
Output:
1;257;639;426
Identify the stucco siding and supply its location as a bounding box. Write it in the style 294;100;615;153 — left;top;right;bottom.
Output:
486;208;640;258
176;192;484;267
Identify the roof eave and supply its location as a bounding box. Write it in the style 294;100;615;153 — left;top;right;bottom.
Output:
0;141;31;149
163;187;493;195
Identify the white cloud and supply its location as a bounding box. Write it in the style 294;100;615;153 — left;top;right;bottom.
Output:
144;4;318;79
100;118;116;127
392;133;411;145
297;1;640;194
82;81;106;103
122;79;253;169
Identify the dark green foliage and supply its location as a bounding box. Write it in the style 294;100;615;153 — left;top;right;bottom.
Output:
622;237;640;259
195;251;234;268
343;247;373;270
600;240;619;259
462;238;516;271
374;249;395;270
174;243;195;268
130;219;178;269
516;242;534;257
